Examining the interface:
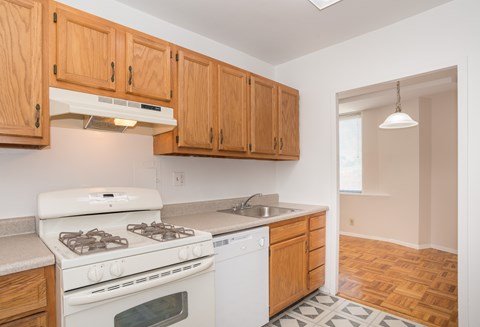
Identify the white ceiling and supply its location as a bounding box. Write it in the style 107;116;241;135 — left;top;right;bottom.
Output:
115;0;452;65
338;67;457;114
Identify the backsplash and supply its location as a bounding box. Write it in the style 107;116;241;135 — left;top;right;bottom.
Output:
161;194;279;218
0;217;35;237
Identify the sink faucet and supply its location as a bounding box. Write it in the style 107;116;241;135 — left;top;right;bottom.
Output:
239;193;262;209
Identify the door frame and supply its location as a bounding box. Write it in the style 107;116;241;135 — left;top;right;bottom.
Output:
330;60;468;324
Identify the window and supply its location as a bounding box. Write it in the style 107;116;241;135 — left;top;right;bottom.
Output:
339;114;362;192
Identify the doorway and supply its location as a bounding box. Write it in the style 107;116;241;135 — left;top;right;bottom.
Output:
336;67;458;326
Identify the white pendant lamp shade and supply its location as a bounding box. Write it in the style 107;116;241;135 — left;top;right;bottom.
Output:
379;112;418;129
379;81;418;129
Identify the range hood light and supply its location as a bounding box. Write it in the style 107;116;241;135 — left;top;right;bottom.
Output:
114;118;137;127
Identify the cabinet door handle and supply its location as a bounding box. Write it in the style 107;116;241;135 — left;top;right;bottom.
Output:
209;127;213;144
220;129;224;145
305;241;308;253
274;137;277;150
35;104;40;128
280;138;284;150
128;65;133;85
111;62;115;82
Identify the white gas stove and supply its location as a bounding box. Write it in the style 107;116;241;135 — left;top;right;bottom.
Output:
37;187;215;327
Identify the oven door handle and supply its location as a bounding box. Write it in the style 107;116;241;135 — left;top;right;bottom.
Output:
66;257;214;306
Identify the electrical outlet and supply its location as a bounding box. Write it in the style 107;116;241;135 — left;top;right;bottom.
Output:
173;172;185;186
349;219;355;226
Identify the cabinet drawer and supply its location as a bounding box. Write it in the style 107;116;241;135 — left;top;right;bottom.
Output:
309;213;326;231
309;228;325;250
309;246;325;271
1;313;47;327
308;265;325;291
0;268;47;324
270;218;307;244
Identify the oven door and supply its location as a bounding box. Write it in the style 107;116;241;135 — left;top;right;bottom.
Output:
61;257;214;327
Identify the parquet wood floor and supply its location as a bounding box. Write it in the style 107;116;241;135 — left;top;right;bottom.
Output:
338;235;458;327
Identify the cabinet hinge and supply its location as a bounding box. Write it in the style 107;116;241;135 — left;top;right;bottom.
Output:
53;12;57;23
170;51;173;59
175;135;179;144
53;64;57;75
175;53;179;62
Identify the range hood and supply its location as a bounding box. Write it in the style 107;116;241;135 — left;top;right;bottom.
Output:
49;87;177;135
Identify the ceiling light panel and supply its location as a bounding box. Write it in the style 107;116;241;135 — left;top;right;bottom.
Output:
308;0;343;11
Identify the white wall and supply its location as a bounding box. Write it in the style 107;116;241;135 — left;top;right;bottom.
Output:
0;127;278;218
430;91;458;251
339;93;457;253
0;0;279;219
340;100;421;247
274;0;478;324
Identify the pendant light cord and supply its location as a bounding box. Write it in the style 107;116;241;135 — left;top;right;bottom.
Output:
395;81;402;113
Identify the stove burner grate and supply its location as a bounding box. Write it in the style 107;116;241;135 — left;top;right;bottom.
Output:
58;228;129;255
127;222;195;242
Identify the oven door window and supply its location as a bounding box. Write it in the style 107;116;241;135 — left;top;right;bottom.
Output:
114;292;188;327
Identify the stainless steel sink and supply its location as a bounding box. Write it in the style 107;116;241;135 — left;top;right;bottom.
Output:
218;205;300;218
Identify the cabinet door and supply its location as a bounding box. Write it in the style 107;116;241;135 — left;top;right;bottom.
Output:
0;268;47;323
278;85;299;156
1;313;47;327
0;0;44;139
217;65;248;152
250;76;277;155
177;49;214;149
125;32;171;101
55;8;116;91
269;235;308;316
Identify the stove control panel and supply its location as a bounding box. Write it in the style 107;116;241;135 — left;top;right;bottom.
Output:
61;240;215;291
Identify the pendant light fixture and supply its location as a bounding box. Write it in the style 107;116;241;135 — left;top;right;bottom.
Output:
379;81;418;129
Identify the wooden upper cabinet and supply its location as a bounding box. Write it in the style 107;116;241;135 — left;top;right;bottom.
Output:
278;85;300;157
55;8;116;91
0;0;48;145
217;65;248;152
125;32;171;101
250;76;277;155
176;49;214;150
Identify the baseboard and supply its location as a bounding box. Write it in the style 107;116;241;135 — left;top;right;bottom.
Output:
340;231;457;254
424;243;458;254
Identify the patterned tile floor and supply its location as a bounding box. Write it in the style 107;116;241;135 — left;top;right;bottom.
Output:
265;291;426;327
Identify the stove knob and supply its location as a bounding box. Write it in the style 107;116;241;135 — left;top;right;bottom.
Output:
178;247;189;260
110;262;124;277
87;266;104;283
192;245;202;257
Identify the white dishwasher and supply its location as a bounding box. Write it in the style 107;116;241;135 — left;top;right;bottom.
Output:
213;226;269;327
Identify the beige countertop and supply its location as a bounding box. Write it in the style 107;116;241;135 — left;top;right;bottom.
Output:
163;202;328;235
0;233;55;276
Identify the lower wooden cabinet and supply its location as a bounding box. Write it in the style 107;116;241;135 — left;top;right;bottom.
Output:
0;266;55;327
308;213;326;290
269;217;308;316
269;213;326;317
1;313;46;327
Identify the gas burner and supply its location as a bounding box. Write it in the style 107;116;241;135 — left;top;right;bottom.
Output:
127;222;195;242
59;228;129;255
